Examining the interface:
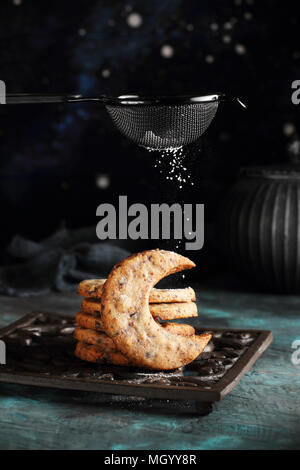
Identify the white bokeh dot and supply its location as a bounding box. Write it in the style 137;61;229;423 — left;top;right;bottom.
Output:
101;68;111;78
223;35;232;44
205;54;215;64
210;22;219;32
61;181;69;191
283;123;296;136
160;44;174;58
235;43;246;55
127;12;143;28
186;24;194;31
219;132;230;142
288;140;300;157
96;174;110;189
224;22;233;30
78;28;87;36
13;0;22;5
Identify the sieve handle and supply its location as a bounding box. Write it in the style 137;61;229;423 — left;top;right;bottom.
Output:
219;94;247;109
5;94;105;104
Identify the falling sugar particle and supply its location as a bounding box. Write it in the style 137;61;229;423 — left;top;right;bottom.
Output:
13;0;22;4
127;12;143;28
150;147;194;189
244;12;253;20
78;28;87;36
161;45;174;58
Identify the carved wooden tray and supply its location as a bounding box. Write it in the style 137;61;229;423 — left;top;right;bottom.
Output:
0;312;273;415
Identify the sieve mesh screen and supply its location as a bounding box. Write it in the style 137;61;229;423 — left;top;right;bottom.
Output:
106;102;219;150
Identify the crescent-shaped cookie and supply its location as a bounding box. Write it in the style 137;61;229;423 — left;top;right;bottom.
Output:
80;297;198;320
101;249;211;370
78;279;196;303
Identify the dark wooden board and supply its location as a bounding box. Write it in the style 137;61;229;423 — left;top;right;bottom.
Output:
0;311;273;412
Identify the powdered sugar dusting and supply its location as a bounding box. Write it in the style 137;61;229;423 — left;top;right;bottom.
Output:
151;147;194;189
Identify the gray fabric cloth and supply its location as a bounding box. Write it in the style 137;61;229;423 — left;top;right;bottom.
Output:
0;227;130;297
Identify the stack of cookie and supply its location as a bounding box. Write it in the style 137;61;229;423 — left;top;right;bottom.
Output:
74;278;199;367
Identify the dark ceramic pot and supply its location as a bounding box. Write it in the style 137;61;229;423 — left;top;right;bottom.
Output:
218;166;300;293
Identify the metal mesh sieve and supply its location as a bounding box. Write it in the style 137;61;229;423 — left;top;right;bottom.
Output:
105;102;219;150
5;93;246;150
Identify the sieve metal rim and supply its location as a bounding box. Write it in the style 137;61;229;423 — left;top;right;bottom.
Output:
6;93;246;109
102;93;224;107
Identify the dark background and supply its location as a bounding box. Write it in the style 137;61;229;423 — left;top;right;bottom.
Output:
0;0;299;274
